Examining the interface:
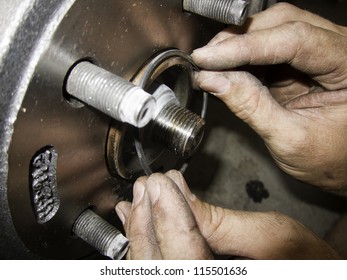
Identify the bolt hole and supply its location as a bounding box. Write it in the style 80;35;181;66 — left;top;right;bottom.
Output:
63;57;97;108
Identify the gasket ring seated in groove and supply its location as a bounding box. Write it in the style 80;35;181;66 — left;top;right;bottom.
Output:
106;49;207;179
133;49;207;176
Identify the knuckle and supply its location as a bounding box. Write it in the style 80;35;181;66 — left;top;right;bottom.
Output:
271;2;299;18
165;169;180;177
136;175;148;184
149;172;166;181
149;172;178;189
285;21;313;39
205;206;226;240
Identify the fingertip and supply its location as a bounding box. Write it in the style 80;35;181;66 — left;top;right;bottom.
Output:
191;46;214;65
145;173;212;259
135;175;148;185
196;71;290;141
133;180;146;207
191;47;206;57
165;170;187;191
116;201;131;225
164;169;182;180
165;170;197;203
199;74;231;95
146;173;163;205
146;172;186;206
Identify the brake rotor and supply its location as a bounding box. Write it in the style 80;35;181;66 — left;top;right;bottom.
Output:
0;0;222;259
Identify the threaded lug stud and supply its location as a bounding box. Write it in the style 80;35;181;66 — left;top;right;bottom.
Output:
153;103;205;158
183;0;250;26
66;61;156;128
73;209;129;260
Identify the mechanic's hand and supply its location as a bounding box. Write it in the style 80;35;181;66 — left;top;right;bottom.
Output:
115;171;213;259
192;3;347;193
116;170;340;260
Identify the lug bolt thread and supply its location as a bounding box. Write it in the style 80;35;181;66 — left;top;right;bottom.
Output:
73;209;129;260
183;0;250;26
66;61;156;128
153;103;205;158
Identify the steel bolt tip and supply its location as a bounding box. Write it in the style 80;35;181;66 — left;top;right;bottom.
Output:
66;61;155;128
119;87;156;128
73;209;129;260
151;84;205;158
154;104;205;158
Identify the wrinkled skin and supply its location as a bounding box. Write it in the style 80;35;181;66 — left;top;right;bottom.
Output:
193;3;347;193
116;3;346;259
116;171;340;259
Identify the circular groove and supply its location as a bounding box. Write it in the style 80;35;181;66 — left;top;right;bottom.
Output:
133;49;208;175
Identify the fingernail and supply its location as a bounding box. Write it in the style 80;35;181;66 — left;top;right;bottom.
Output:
147;182;160;205
133;183;145;207
115;205;126;225
200;75;230;95
192;47;209;57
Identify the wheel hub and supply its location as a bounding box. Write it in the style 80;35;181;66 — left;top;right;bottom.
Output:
1;0;221;259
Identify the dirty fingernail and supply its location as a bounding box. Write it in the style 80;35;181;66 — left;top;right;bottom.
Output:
133;183;145;207
200;75;230;94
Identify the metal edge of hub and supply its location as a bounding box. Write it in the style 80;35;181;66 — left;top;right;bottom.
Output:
0;0;76;259
106;49;206;179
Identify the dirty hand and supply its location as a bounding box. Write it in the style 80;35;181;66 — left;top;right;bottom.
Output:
116;170;340;259
115;171;213;259
192;3;347;193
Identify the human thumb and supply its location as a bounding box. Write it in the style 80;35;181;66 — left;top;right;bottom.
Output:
164;170;341;259
195;71;294;140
